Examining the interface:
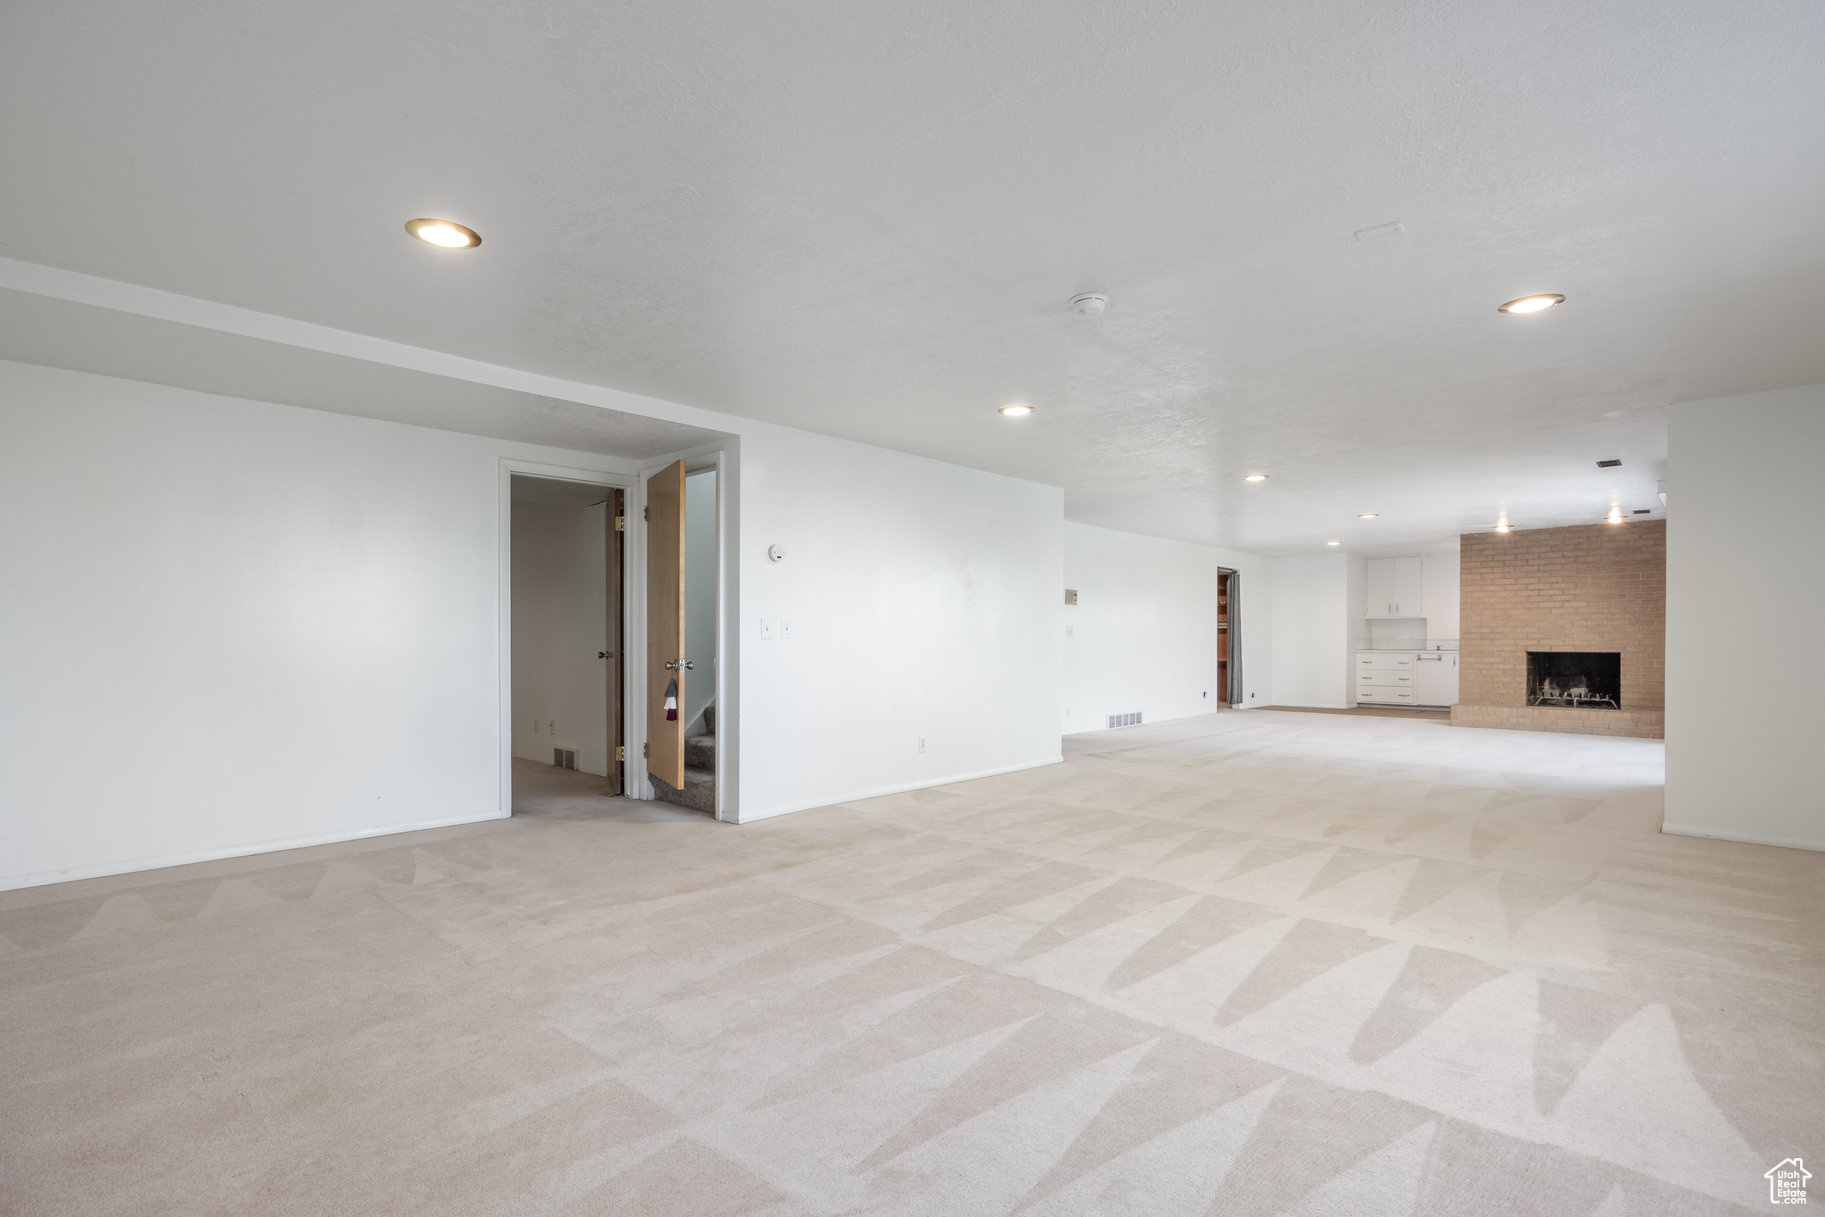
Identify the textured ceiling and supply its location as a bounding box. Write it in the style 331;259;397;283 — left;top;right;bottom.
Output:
3;0;1823;553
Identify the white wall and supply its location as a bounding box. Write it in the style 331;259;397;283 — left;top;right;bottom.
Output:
0;359;636;889
1664;382;1825;851
682;469;717;736
1061;522;1272;731
510;499;609;775
1269;553;1355;708
735;427;1063;820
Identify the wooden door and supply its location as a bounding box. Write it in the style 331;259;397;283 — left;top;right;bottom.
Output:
646;460;687;789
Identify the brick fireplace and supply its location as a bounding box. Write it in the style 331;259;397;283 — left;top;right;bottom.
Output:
1451;520;1665;738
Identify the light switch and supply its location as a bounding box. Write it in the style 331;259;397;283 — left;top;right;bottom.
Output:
760;618;775;639
780;619;793;640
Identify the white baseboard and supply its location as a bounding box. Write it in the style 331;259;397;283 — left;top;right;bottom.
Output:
733;755;1064;823
1659;822;1825;854
0;811;505;893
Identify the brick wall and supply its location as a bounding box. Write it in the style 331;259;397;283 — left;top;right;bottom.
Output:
1453;520;1665;738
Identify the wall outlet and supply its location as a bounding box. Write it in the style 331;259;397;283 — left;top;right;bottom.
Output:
918;737;926;754
532;720;540;734
548;720;556;734
780;618;793;640
760;617;775;639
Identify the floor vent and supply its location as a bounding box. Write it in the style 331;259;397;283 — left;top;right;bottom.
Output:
1107;711;1143;729
553;747;577;770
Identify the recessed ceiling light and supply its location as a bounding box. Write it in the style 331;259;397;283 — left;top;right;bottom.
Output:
1326;540;1341;546
1494;523;1511;533
998;403;1035;417
405;218;481;249
1243;473;1269;482
1497;293;1564;314
1357;513;1378;519
1606;508;1624;524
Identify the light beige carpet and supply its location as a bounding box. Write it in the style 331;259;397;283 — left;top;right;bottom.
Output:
2;711;1820;1216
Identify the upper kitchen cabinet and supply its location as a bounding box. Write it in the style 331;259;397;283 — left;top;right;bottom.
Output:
1365;556;1425;618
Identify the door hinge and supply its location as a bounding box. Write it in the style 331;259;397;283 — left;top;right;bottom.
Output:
643;505;650;521
614;515;626;532
614;745;625;762
642;742;649;758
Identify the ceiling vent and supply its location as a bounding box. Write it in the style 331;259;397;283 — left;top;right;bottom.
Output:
1596;459;1622;468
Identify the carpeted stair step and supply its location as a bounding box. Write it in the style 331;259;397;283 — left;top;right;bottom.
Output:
684;732;716;771
651;766;715;815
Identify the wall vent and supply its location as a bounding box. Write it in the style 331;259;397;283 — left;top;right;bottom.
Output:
1107;711;1143;729
553;747;577;770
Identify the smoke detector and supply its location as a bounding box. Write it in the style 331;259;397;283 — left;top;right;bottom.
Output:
1069;293;1108;317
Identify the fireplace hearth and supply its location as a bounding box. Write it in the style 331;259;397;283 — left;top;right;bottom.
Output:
1527;651;1620;708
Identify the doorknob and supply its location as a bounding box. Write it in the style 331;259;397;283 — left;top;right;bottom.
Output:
664;659;696;671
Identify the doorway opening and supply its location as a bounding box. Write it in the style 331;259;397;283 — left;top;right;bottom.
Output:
1217;567;1242;708
508;474;625;811
1217;569;1232;706
648;463;719;814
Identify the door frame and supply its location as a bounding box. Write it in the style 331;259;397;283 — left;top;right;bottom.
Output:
498;459;636;816
1217;566;1239;709
1216;567;1231;707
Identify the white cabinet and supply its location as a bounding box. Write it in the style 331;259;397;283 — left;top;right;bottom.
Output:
1357;686;1418;705
1357;651;1418;704
1413;651;1459;706
1394;557;1423;616
1365;560;1394;618
1365;556;1424;618
1357;648;1456;707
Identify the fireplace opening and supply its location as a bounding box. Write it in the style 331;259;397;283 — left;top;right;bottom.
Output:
1527;651;1621;708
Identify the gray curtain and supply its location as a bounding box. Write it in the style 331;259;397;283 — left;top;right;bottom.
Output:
1225;570;1243;707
